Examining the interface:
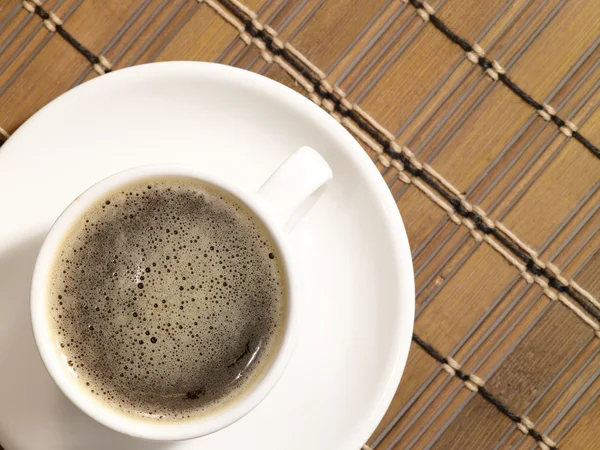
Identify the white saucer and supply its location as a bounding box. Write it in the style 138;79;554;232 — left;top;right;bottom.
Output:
0;62;414;450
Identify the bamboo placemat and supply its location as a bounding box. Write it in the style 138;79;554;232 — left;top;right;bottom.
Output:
1;0;599;449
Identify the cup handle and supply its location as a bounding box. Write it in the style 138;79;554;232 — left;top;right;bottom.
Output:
258;146;332;231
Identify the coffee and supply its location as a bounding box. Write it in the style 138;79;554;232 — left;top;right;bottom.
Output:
46;177;286;421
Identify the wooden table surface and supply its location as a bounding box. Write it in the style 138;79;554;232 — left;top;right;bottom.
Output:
0;1;599;449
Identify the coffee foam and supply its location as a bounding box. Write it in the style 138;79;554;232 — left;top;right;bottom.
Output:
47;177;285;421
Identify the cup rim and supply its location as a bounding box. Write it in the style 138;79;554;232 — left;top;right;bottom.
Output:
30;164;299;441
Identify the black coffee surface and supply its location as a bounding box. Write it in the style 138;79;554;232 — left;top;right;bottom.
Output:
47;177;285;421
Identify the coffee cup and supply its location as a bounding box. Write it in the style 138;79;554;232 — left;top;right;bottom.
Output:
30;146;332;440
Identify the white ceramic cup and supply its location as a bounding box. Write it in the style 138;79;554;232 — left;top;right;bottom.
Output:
30;146;332;441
